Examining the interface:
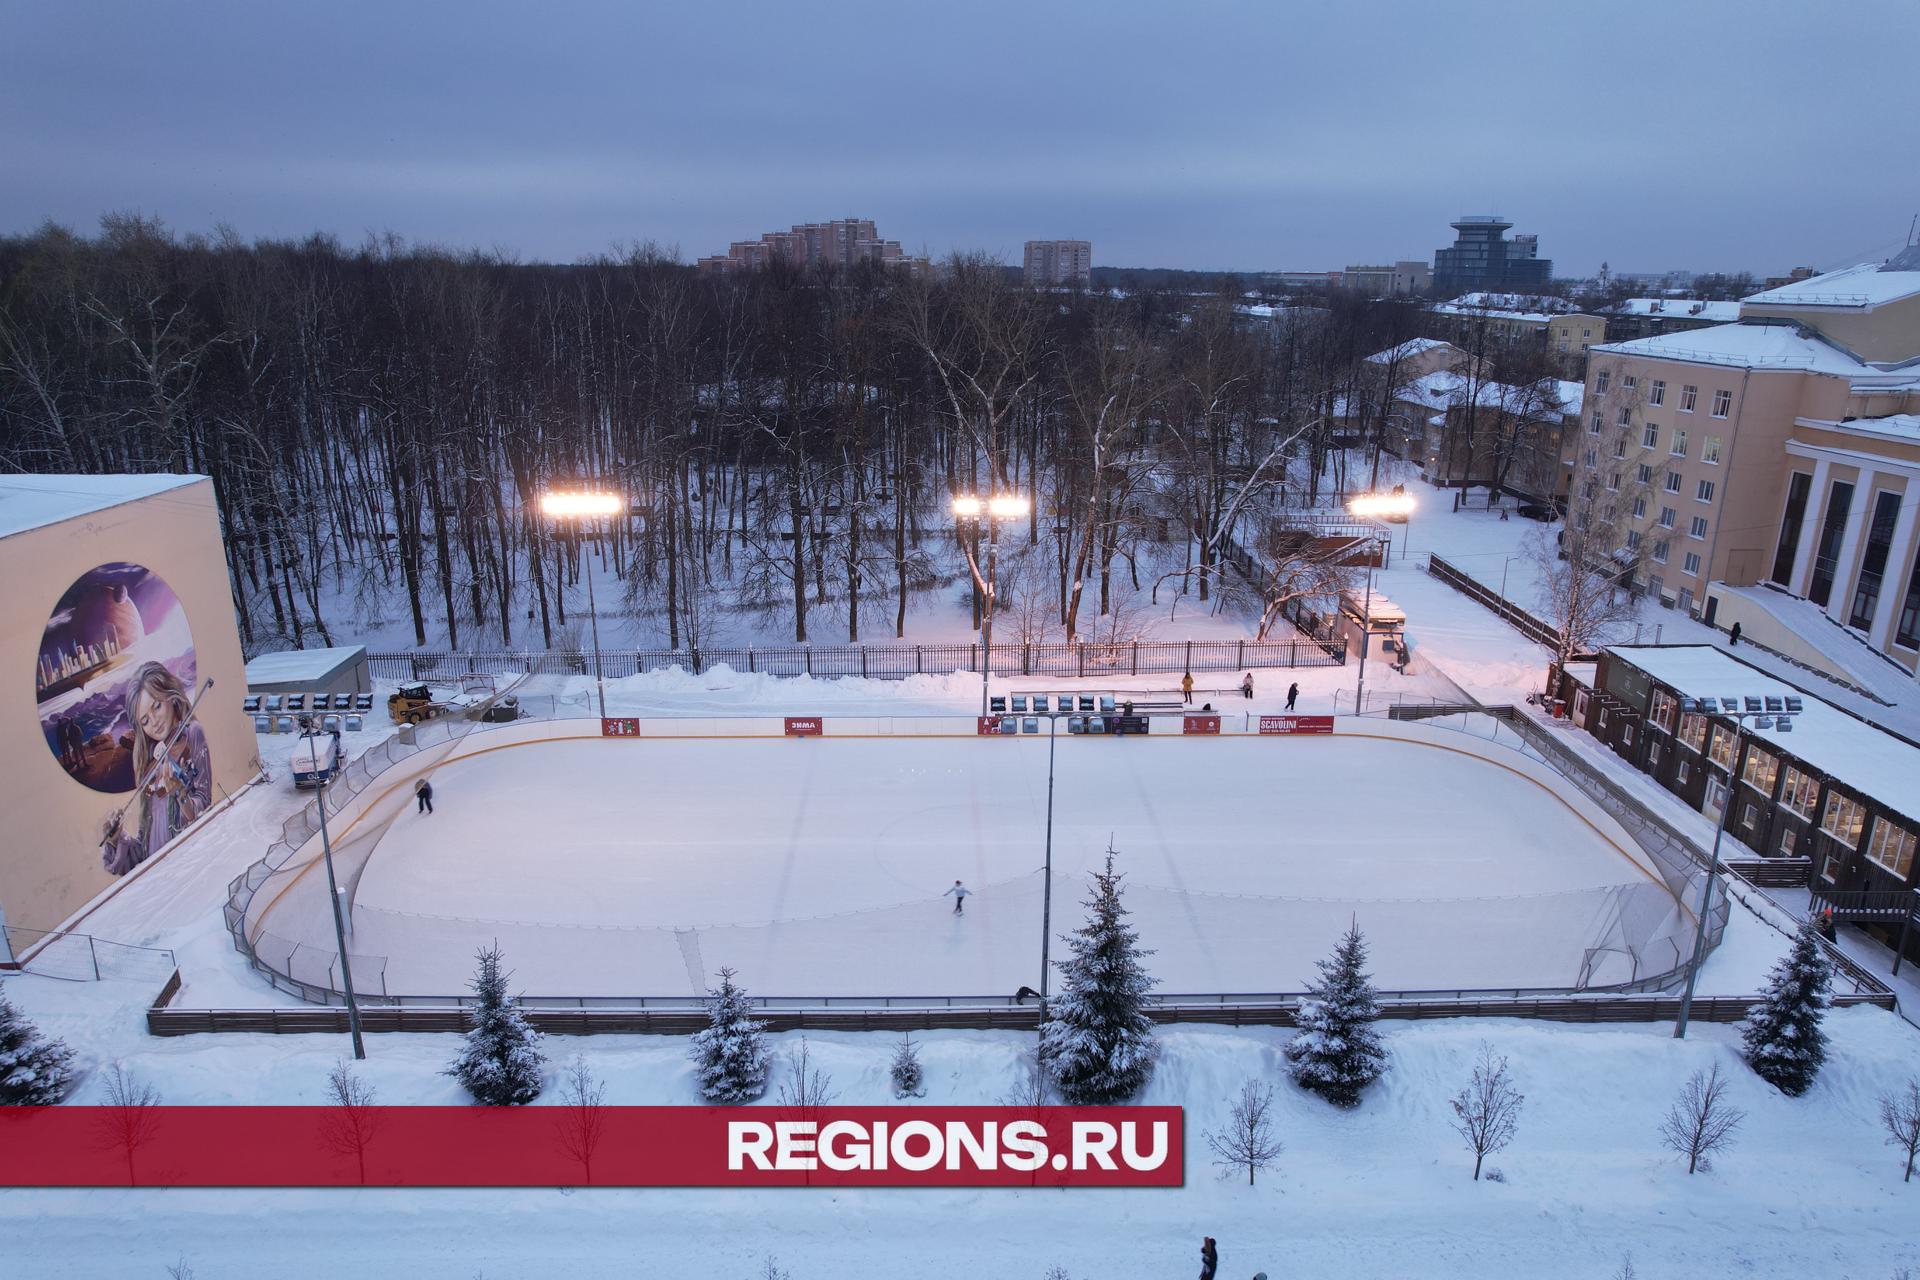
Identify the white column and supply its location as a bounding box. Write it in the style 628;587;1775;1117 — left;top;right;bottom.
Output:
1869;485;1920;651
1787;457;1831;595
1824;468;1874;625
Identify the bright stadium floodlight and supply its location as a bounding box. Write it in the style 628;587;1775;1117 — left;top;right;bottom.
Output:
950;493;1028;713
1347;492;1417;520
540;491;625;518
539;487;624;717
989;494;1032;519
951;495;983;518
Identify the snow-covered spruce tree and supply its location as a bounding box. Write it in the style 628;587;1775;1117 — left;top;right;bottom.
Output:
890;1032;925;1098
1285;921;1387;1108
1039;850;1158;1105
0;983;75;1105
690;967;770;1104
445;943;546;1105
1740;920;1833;1096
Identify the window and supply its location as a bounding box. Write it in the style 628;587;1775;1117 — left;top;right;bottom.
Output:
1866;820;1917;880
1595;369;1611;395
1623;375;1638;392
1627;530;1642;549
1772;472;1814;586
1665;472;1682;493
1711;389;1732;417
1650;689;1678;732
1613;433;1627;459
1589;411;1603;435
1637;463;1653;484
1822;852;1844;883
1678;712;1708;751
1632;497;1648;519
1648;739;1664;771
1681;384;1698;412
1583;448;1598;467
1742;747;1779;795
1847;491;1902;631
1781;767;1819;819
1582;481;1597;500
1653;538;1670;564
1809;481;1855;608
1707;724;1738;770
1684;551;1702;574
1676;758;1691;785
1617;405;1633;426
1658;506;1676;528
1702;435;1722;465
1778;826;1799;856
1696;479;1715;503
1678;586;1695;612
1822;792;1866;847
1607;471;1621;491
1898;551;1920;650
1689;516;1709;539
1622;724;1635;747
1671;428;1689;458
1743;803;1760;830
1648;573;1665;597
1643;423;1660;448
1649;379;1666;406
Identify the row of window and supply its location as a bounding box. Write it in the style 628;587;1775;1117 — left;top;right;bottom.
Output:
1586;415;1723;465
1595;370;1733;418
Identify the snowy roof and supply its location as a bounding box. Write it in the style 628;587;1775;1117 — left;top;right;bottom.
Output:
1590;322;1874;375
1798;414;1920;447
0;473;207;540
1742;261;1920;311
1608;297;1742;322
245;646;369;686
1436;292;1581;315
1389;371;1580;417
1607;645;1920;823
1554;379;1585;416
1364;337;1451;365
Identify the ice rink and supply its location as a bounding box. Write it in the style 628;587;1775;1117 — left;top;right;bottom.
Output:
281;728;1689;999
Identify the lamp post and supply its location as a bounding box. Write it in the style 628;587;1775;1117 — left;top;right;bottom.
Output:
1346;492;1415;714
540;490;625;720
1038;709;1059;1021
307;729;364;1059
1671;693;1801;1038
953;493;1032;716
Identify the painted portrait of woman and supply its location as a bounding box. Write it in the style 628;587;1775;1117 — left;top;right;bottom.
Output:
99;661;211;876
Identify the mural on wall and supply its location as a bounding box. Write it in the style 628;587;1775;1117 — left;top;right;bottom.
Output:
35;563;211;876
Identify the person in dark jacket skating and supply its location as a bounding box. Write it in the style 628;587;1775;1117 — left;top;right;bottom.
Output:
1285;682;1299;711
415;777;434;814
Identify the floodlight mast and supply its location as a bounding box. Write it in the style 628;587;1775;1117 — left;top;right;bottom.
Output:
540;490;625;719
952;493;1032;715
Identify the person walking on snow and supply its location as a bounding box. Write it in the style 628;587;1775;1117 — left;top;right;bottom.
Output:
1285;682;1300;711
1181;672;1194;704
943;880;971;914
415;777;434;815
1729;621;1743;647
1240;672;1254;700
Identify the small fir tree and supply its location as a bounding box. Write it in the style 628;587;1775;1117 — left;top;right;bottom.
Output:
0;983;75;1105
446;944;546;1105
1285;921;1388;1108
690;967;770;1103
1039;848;1158;1105
1740;921;1833;1097
890;1033;925;1098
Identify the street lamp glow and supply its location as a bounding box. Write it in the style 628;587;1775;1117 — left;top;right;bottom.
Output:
540;491;625;518
1348;492;1417;520
988;495;1031;519
951;495;983;518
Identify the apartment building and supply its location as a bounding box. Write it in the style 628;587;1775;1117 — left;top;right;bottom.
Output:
1600;298;1743;343
1428;293;1606;364
1023;240;1093;288
697;217;932;276
1341;261;1431;296
1574;249;1920;672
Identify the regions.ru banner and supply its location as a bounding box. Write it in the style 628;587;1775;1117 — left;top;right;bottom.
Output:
0;1106;1183;1188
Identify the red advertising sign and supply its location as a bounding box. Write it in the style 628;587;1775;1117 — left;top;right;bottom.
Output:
784;716;824;737
600;717;640;738
1258;715;1334;735
1181;714;1220;735
0;1106;1183;1188
977;715;1002;735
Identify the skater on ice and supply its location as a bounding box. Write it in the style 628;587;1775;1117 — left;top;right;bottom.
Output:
943;879;971;914
1240;672;1254;699
1286;682;1300;711
415;777;435;814
1181;671;1194;704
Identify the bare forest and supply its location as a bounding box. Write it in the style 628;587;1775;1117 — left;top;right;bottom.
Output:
2;217;1440;656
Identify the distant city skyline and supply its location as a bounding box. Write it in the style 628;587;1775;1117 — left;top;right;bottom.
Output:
3;1;1914;276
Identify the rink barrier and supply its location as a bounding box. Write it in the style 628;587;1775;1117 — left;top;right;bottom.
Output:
360;636;1345;685
144;968;1895;1037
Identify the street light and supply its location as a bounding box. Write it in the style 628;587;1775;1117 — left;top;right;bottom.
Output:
1671;693;1800;1038
306;728;364;1059
953;492;1032;715
1348;490;1417;559
540;489;625;719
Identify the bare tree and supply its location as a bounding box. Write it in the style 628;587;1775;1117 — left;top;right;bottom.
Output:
1659;1062;1745;1174
1880;1078;1920;1183
1612;1256;1637;1280
1448;1043;1524;1181
320;1057;382;1184
1206;1079;1284;1186
553;1054;608;1186
776;1037;838;1111
759;1256;792;1280
95;1061;163;1186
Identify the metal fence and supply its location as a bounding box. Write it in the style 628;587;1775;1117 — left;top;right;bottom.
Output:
365;636;1344;684
2;925;176;983
1426;553;1572;653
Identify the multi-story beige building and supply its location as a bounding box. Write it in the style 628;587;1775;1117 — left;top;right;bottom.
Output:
697;217;932;276
1429;294;1606;362
1575;248;1920;675
1341;261;1431;296
1023;240;1092;288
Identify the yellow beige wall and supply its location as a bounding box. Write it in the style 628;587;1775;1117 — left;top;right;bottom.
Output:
0;479;257;939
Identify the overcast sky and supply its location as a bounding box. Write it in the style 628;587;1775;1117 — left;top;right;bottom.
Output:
4;1;1916;276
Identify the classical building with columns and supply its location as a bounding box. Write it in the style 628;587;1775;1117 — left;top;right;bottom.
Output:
1573;247;1920;679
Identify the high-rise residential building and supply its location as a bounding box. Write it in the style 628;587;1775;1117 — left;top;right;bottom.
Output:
1431;216;1554;295
1023;240;1093;287
1341;261;1432;295
697;218;930;276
